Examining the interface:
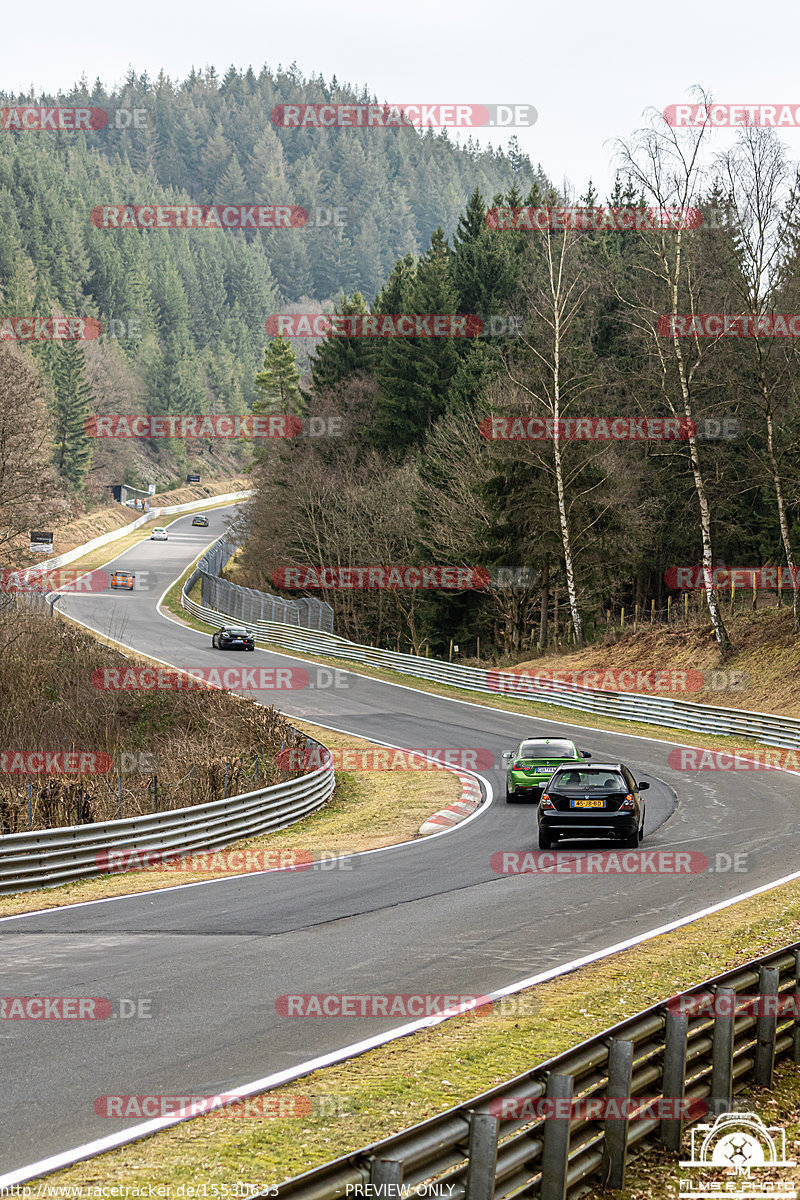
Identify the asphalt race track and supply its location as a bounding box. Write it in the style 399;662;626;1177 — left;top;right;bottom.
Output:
2;504;798;1179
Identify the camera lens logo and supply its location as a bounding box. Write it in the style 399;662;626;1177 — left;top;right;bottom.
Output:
680;1112;797;1197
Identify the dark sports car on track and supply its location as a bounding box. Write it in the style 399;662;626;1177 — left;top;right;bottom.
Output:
537;761;648;850
211;626;256;651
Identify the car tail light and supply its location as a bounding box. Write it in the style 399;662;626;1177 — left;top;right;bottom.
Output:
620;794;635;810
513;761;524;770
541;794;555;810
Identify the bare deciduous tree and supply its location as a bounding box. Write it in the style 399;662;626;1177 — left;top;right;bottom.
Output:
615;97;732;655
717;125;800;633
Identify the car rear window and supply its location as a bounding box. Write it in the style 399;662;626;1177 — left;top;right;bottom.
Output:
227;628;248;635
519;740;576;759
551;770;626;790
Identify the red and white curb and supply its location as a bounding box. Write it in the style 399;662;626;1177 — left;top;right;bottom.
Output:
418;772;483;835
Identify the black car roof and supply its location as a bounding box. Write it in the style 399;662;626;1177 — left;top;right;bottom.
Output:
551;761;625;771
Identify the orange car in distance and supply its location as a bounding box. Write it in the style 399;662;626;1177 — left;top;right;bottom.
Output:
110;571;135;590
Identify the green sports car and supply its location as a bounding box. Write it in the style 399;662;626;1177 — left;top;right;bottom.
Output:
503;736;592;803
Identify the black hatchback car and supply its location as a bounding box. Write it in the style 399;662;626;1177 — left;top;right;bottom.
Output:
211;626;255;651
537;762;648;850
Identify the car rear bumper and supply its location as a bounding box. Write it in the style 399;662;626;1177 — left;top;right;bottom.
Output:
539;812;638;836
508;779;548;797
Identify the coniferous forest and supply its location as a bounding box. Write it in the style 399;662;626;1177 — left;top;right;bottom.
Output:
2;69;799;657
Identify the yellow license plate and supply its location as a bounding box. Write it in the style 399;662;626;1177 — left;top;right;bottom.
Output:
573;799;604;808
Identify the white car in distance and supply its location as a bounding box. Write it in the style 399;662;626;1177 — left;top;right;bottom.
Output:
150;527;169;541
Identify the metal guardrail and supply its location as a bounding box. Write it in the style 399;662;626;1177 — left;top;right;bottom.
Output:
0;741;334;895
191;539;334;632
270;943;800;1199
182;556;800;751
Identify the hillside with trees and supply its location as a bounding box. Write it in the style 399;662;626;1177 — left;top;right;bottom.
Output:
0;65;543;508
235;116;800;659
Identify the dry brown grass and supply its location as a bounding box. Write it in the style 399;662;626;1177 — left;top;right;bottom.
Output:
0;719;459;915
0;613;295;833
504;607;800;717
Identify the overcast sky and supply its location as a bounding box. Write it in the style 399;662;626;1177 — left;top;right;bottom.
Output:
2;0;800;194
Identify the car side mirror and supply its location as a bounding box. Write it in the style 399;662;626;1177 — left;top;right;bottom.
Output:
503;751;514;759
581;751;592;758
637;781;650;790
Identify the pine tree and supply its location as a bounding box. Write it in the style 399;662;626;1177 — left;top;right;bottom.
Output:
309;291;372;394
51;339;93;488
254;335;302;415
371;230;460;453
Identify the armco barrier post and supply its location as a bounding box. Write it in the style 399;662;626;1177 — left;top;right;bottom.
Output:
464;1110;499;1200
602;1039;634;1188
660;1011;688;1151
755;967;780;1087
369;1159;401;1194
711;987;735;1114
540;1073;573;1200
